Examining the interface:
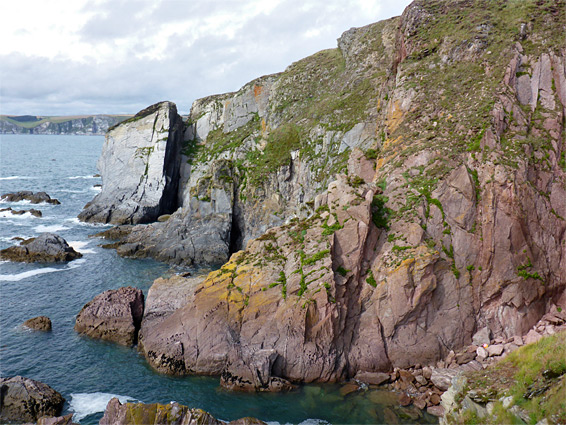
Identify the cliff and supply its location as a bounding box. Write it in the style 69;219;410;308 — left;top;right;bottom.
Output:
81;0;565;398
0;114;131;135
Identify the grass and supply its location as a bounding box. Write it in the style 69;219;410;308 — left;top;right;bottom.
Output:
455;332;566;424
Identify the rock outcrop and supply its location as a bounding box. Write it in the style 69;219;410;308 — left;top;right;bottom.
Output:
0;207;42;217
75;286;144;346
78;101;184;224
1;191;60;204
0;376;65;423
100;397;268;425
0;233;82;263
84;0;565;391
23;316;52;331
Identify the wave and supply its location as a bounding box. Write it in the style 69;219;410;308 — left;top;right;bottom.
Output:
91;186;102;192
0;199;31;205
34;224;70;233
65;217;109;227
0;259;85;282
69;392;138;421
0;211;39;219
0;176;24;180
68;175;98;180
67;240;97;254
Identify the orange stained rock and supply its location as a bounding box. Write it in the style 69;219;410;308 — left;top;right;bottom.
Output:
261;118;267;136
386;99;405;134
381;135;402;152
253;84;263;98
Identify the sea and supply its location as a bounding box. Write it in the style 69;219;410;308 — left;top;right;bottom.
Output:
0;134;437;425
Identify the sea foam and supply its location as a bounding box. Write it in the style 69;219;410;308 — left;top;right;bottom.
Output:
0;259;85;282
69;392;138;420
67;240;96;254
34;224;70;233
68;175;98;180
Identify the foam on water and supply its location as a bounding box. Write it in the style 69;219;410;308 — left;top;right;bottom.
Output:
0;199;32;205
65;217;109;227
0;259;85;282
68;175;98;180
67;240;97;254
69;392;138;420
0;211;39;219
0;176;25;180
34;224;70;233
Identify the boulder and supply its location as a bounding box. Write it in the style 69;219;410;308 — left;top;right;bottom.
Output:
23;316;52;331
78;101;184;225
430;368;459;391
354;371;390;386
100;397;267;425
0;191;60;204
0;233;82;263
0;376;64;423
74;287;144;346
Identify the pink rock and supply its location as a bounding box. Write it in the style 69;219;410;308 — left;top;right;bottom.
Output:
523;329;543;345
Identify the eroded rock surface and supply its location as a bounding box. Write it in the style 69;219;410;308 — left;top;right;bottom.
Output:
78;101;184;225
75;286;144;346
0;233;82;263
0;376;64;423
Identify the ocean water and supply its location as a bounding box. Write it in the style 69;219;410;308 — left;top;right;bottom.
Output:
0;134;437;424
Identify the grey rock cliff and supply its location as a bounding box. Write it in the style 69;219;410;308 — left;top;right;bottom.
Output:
78;101;183;224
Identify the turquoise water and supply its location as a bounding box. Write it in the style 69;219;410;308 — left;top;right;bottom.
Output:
0;134;437;424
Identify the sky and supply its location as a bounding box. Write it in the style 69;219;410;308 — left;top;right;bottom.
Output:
0;0;412;116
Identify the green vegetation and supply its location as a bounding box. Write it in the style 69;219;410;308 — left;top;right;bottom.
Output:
366;270;377;287
337;266;349;277
453;332;566;424
371;193;391;230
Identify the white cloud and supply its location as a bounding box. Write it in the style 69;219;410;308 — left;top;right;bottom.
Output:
0;0;412;116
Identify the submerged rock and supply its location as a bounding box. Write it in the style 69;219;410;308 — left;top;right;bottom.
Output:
0;207;42;217
1;191;60;204
0;376;65;423
100;398;267;425
23;316;52;331
75;286;144;346
0;233;82;263
78;101;184;225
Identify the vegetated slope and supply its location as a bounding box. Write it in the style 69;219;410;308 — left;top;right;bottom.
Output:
0;114;132;135
88;0;565;394
443;331;566;424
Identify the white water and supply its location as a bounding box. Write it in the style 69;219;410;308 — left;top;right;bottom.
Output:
69;392;138;420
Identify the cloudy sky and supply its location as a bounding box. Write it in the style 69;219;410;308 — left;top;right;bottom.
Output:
0;0;411;116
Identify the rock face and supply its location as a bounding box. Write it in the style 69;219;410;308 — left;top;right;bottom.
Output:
74;286;144;346
23;316;52;331
0;233;82;263
78;101;184;224
0;376;64;423
100;398;267;425
85;0;565;390
1;191;60;204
